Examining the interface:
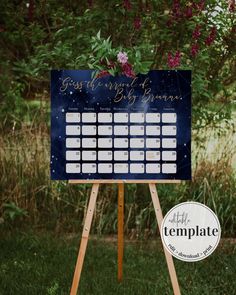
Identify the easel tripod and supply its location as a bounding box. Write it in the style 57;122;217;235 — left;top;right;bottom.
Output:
69;180;181;295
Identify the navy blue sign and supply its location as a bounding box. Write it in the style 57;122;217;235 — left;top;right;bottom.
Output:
51;70;191;180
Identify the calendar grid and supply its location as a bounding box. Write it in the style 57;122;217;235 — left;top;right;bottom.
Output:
65;112;177;175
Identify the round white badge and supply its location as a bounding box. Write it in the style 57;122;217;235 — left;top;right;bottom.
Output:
161;202;221;262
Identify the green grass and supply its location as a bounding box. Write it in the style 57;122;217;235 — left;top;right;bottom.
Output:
0;232;235;295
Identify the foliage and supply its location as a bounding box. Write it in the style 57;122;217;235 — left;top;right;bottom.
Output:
3;202;28;222
85;30;152;77
0;0;235;128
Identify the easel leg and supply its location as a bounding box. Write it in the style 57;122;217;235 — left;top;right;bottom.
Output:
117;183;124;282
149;183;181;295
70;183;99;295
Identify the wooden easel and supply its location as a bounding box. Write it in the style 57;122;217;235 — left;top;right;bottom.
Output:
69;180;181;295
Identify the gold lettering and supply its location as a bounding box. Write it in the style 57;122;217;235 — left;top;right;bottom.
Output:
114;88;124;103
60;77;70;92
141;88;152;102
140;78;150;89
114;88;137;105
130;77;138;88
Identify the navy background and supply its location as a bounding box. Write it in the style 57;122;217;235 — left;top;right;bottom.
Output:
51;70;191;180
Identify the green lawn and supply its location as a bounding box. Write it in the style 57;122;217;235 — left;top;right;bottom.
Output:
0;232;235;295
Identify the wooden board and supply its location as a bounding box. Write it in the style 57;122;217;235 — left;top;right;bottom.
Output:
117;183;124;282
70;183;99;295
149;183;181;295
69;179;181;184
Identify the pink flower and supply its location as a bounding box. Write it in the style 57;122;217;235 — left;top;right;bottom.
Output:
184;7;193;18
205;26;217;46
122;62;135;78
117;52;128;64
197;0;205;11
123;0;131;11
134;17;141;30
167;51;181;68
192;25;201;40
191;43;199;57
96;70;110;78
28;0;34;22
228;0;235;12
172;0;182;19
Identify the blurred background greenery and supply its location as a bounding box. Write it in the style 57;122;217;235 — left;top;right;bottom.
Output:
0;0;235;238
0;1;236;294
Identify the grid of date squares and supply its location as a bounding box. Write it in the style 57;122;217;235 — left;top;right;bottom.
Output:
65;112;177;175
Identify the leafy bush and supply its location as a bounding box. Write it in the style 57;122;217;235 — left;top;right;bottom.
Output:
0;0;235;127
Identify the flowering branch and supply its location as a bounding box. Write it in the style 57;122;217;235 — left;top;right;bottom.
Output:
87;31;152;78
